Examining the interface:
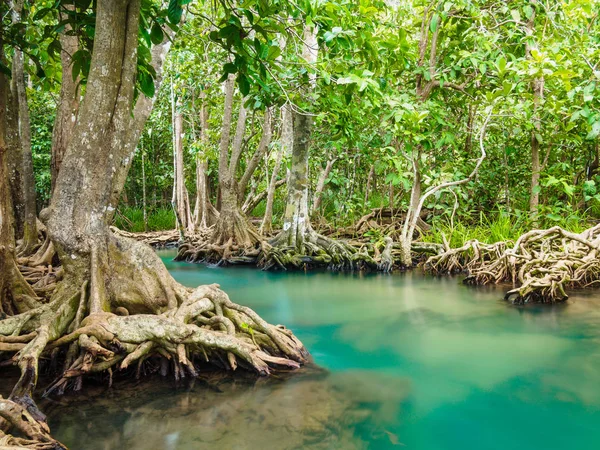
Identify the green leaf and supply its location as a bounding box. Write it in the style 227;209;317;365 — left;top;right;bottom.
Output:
267;45;281;61
72;59;81;82
150;23;164;45
587;121;600;140
237;73;250;96
168;0;183;24
430;14;440;32
33;7;53;21
139;71;155;98
223;62;237;74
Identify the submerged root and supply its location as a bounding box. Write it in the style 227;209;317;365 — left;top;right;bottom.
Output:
424;224;600;303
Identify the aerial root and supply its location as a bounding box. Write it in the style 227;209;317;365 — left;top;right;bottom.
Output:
425;224;600;303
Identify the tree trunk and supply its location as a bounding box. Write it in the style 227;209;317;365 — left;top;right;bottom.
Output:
173;101;191;232
210;76;258;250
50;6;80;194
311;158;335;214
260;107;287;234
238;108;273;202
1;5;305;446
399;153;422;267
193;90;211;229
526;4;543;222
5;61;24;239
0;35;38;318
276;110;313;249
142;150;147;231
11;0;37;255
365;165;374;206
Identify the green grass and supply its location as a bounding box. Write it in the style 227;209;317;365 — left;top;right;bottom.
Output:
114;207;175;232
422;209;593;248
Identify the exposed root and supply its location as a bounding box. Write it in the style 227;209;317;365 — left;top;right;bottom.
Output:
425;224;600;303
176;210;261;265
0;397;65;449
1;232;308;448
258;228;379;272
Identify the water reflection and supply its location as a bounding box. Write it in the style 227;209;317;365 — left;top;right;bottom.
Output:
47;369;410;450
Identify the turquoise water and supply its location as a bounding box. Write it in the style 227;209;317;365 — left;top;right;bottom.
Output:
48;251;600;449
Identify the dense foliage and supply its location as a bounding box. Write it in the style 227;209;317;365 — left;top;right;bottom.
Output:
15;0;600;243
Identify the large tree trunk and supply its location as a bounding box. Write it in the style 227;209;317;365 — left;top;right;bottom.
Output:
50;6;80;194
5;60;24;240
1;5;306;447
274;110;313;249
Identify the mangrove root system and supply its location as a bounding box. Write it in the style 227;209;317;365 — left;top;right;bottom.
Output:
425;224;600;303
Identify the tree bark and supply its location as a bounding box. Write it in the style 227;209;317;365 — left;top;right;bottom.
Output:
5;60;24;239
142;149;147;231
211;75;258;249
312;158;335;214
11;0;37;254
260;107;288;234
364;165;374;206
173;100;192;232
238;107;273;201
277;110;312;249
193;90;211;229
526;4;543;222
50;5;80;194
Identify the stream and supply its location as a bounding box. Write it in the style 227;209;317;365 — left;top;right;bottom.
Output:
46;250;600;449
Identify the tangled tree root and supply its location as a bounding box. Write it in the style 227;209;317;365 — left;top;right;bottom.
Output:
176;209;262;265
176;225;444;273
0;397;65;449
1;233;308;448
425;224;600;303
257;229;382;272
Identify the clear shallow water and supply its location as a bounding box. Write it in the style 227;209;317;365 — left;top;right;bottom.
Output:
48;250;600;449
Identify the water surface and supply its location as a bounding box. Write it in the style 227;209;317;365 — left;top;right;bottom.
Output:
48;251;600;449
